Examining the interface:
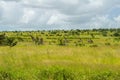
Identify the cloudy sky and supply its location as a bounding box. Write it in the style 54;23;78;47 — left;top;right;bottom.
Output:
0;0;120;31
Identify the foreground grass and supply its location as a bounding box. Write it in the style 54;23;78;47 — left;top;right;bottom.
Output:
0;43;120;80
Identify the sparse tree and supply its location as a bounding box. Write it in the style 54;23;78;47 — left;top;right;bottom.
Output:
0;34;17;47
6;37;17;47
113;32;119;37
58;38;67;46
91;34;95;38
88;39;94;44
30;35;44;45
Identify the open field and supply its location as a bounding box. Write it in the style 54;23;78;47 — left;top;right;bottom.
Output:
0;29;120;80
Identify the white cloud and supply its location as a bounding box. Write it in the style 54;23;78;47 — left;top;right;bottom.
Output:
20;8;35;23
114;15;120;22
47;12;68;25
0;1;23;24
0;0;120;30
89;0;103;7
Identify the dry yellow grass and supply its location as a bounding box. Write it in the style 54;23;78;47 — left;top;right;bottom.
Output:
0;42;120;72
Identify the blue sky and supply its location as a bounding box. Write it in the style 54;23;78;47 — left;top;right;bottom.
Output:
0;0;120;31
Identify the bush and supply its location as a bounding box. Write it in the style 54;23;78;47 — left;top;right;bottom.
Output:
0;34;17;47
102;31;107;37
88;39;94;44
0;34;6;45
113;32;120;37
89;71;120;80
30;35;44;45
57;38;67;46
0;71;13;80
53;69;74;80
37;67;75;80
105;43;111;46
114;38;120;42
6;37;17;47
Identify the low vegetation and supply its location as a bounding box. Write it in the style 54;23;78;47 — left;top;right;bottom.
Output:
0;28;120;80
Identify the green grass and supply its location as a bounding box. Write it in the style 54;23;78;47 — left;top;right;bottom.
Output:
0;42;120;80
0;29;120;80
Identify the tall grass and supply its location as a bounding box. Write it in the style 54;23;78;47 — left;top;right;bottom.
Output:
0;43;120;79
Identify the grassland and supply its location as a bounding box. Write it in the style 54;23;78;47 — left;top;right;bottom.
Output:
0;29;120;80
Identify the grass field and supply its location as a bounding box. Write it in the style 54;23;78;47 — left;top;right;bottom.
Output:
0;29;120;80
0;43;120;80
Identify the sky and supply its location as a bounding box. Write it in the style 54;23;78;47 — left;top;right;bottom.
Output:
0;0;120;31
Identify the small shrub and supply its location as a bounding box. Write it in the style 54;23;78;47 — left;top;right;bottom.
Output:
30;35;44;45
105;43;111;46
17;37;24;42
37;69;53;80
57;38;67;46
78;43;85;47
113;32;120;37
88;39;94;44
91;34;95;38
0;34;17;47
0;71;13;80
37;67;75;80
114;38;120;42
102;31;107;37
6;37;17;47
89;71;113;80
0;34;6;45
53;69;75;80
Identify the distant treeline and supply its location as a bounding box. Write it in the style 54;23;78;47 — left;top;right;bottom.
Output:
0;28;120;32
0;28;119;47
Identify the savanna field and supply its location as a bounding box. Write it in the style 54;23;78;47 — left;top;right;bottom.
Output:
0;29;120;80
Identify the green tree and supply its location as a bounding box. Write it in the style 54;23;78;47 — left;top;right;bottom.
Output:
6;37;17;47
113;32;120;37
